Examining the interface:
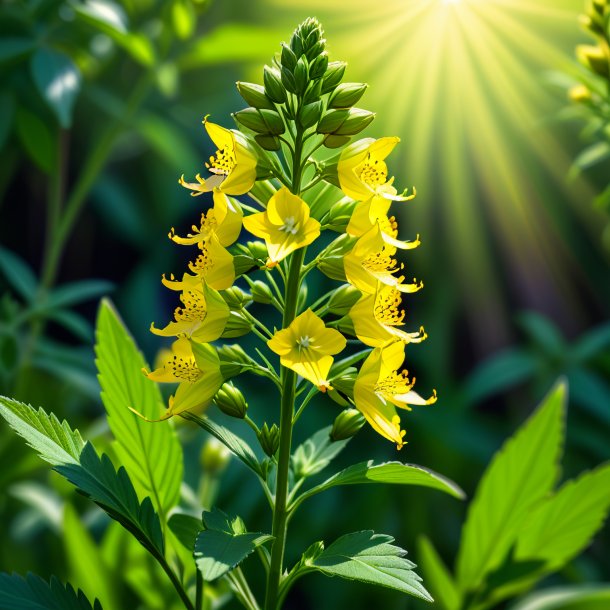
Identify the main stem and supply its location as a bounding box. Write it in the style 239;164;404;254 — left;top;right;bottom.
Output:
264;122;305;610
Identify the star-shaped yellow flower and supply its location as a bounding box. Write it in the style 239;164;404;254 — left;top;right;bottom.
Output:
150;274;230;343
338;137;413;202
267;309;346;391
354;341;437;449
242;187;321;266
349;284;427;347
179;118;257;196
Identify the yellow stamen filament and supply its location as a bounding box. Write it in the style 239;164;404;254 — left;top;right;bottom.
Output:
169;355;202;382
359;155;387;188
175;290;207;323
374;288;405;326
376;369;415;398
205;145;235;176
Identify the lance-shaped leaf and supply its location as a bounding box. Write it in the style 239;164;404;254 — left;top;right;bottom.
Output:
95;300;183;519
291;425;350;478
307;531;432;601
455;381;566;592
194;508;272;581
0;572;102;610
417;537;460;610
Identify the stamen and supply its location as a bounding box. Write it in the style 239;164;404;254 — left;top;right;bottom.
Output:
297;335;312;348
374;288;405;326
170;355;202;382
280;216;299;235
205;145;236;176
358;154;388;188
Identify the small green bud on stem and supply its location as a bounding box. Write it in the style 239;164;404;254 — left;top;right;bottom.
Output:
331;408;366;441
214;382;248;419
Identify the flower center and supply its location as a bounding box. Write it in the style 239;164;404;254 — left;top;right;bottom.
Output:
375;369;414;397
374;288;405;326
175;290;208;323
358;155;388;188
189;245;213;276
379;215;398;239
280;216;299;235
363;246;403;275
169;355;202;382
297;335;312;348
206;145;236;176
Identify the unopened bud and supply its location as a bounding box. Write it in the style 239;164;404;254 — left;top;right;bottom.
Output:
232;254;255;276
327;284;361;316
329;82;368;109
221;286;252;309
336;315;355;336
281;66;298;94
258;423;280;457
577;45;609;77
331;408;366;441
332;368;357;397
294;56;309;94
317;256;347;281
317;109;349;134
250;280;274;304
303;78;323;104
264;65;287;103
298;101;323;129
569;84;592;103
321;61;346;94
218;343;250;378
327;199;357;232
324;135;351;149
214;382;248;419
221;312;253;338
236;82;275;110
234;108;285;135
309;53;328;79
334;108;375;136
247;241;269;262
255;134;281;151
200;437;231;474
281;43;298;70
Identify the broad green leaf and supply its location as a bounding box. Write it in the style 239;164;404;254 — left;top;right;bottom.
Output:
31;49;81;128
63;503;118;610
291;425;350;478
95;300;183;519
45;280;114;310
0;37;35;64
181;412;262;476
56;443;165;558
511;585;610;610
417;537;460;610
194;508;272;581
293;460;464;510
0;396;84;465
455;381;567;592
0;246;38;301
15;107;56;173
168;512;201;551
0;573;102;610
309;531;432;601
515;463;610;569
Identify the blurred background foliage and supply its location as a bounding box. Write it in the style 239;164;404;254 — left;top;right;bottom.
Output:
0;0;609;609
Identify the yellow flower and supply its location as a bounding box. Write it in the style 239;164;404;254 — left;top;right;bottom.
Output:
338;137;413;202
242;187;321;266
350;284;427;347
179;118;257;196
150;275;230;343
267;309;346;391
344;223;423;295
347;195;419;250
145;337;223;418
169;191;241;290
354;342;437;449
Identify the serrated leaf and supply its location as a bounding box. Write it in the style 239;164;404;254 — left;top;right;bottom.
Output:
417;537;460;610
455;381;567;592
309;531;432;601
95;300;183;520
31;49;81;128
56;443;164;558
291;425;350;478
511;585;610;610
0;573;102;610
515;463;610;570
0;396;84;466
194;508;272;581
0;246;38;301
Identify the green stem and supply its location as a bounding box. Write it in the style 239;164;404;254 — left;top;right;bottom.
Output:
195;570;204;610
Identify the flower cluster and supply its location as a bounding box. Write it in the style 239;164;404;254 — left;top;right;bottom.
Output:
145;17;436;449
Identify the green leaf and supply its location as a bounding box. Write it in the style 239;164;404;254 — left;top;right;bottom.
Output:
308;531;432;601
515;463;610;570
417;537;460;610
0;573;102;610
46;309;94;342
571;141;610;174
517;312;565;356
0;91;16;150
31;49;81;128
45;280;114;310
181;412;262;477
168;512;201;551
0;37;35;64
171;0;196;39
291;425;350;478
56;443;164;558
15;106;56;173
194;508;272;581
511;585;610;610
294;460;464;510
0;246;38;301
455;381;567;592
95;299;183;518
0;396;84;466
571;322;610;362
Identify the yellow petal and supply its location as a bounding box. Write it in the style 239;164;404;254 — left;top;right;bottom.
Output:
204;119;234;153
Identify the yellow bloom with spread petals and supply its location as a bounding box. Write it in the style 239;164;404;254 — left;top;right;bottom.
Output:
145;337;223;418
243;187;321;266
350;284;427;347
150;275;230;343
179;118;257;196
338;137;413;202
344;223;423;295
354;342;437;449
267;309;346;391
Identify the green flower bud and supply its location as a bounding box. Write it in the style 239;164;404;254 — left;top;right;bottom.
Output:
327;284;361;316
303;78;323;104
331;408;366;441
317;256;347;281
334;108;375;136
321;61;346;94
327;199;357;232
255;134;281;151
218;343;250;378
258;422;280;457
294;56;309;94
577;45;609;77
264;65;287;103
306;40;326;62
247;240;269;262
336;315;355;336
323;134;351;149
214;381;248;419
290;32;304;57
328;82;368;109
309;52;328;78
234;108;285;135
332;368;357;397
298;100;323;129
231;254;255;277
281;66;298;94
221;312;253;338
236;82;275;110
221;286;252;309
281;43;298;70
250;279;274;304
317;109;350;134
200;437;231;474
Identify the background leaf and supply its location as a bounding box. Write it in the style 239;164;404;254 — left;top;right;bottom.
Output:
291;425;350;478
511;585;610;610
0;246;38;302
417;536;460;610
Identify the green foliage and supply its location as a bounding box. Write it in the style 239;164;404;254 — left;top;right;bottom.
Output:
291;425;350;478
417;537;460;610
0;572;102;610
512;585;610;610
95;300;183;518
194;508;273;581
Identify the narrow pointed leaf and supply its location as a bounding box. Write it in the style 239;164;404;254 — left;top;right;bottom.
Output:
511;585;610;610
417;537;460;610
0;246;38;301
